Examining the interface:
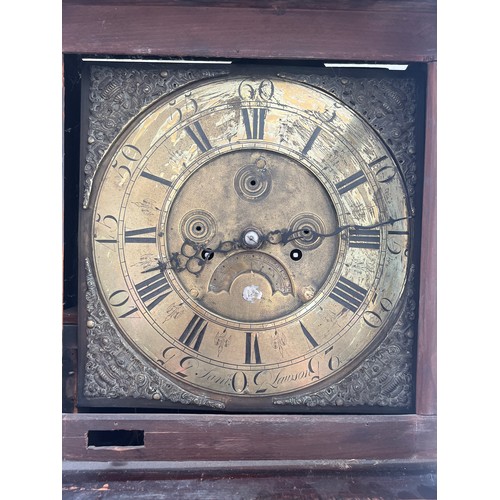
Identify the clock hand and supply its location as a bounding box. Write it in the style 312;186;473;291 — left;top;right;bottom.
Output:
141;256;184;274
271;215;413;247
166;239;241;276
174;215;412;276
141;258;169;274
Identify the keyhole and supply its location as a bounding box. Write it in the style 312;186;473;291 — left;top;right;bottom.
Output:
290;249;302;261
201;248;214;261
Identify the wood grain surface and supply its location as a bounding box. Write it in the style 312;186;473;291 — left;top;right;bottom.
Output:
416;62;437;415
62;461;437;499
63;413;436;462
62;1;436;62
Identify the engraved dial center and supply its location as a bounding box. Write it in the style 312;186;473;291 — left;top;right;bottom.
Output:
162;148;340;325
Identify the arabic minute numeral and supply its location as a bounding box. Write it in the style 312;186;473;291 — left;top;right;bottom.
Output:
363;298;394;328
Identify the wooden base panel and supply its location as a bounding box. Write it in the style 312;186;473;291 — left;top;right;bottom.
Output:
63;413;436;463
62;459;437;499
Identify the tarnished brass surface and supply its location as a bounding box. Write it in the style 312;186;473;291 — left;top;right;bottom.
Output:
87;75;410;406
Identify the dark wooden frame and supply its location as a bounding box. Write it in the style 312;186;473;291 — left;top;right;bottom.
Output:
62;0;436;487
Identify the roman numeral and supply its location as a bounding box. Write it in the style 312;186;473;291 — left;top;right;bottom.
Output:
95;238;117;244
348;228;381;249
301;126;321;155
179;314;208;352
329;276;368;313
368;155;388;168
388;230;409;235
140;171;172;187
299;321;318;348
185;121;212;152
245;332;262;364
335;171;367;195
242;108;267;140
124;227;156;244
120;272;171;317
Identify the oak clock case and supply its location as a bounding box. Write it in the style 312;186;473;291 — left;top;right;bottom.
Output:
78;63;422;413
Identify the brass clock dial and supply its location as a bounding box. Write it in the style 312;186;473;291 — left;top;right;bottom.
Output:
86;74;411;408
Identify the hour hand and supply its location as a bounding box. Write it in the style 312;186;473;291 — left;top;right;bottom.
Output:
166;239;238;276
141;258;169;274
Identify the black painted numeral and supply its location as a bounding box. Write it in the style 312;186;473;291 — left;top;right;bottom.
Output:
120;272;171;317
348;228;381;249
95;237;117;244
121;144;142;162
140;171;172;187
301;126;321;155
329;276;368;313
335;171;367;195
179;315;208;352
242;108;267;140
245;332;262;364
109;289;130;308
368;155;388;168
368;156;398;183
299;321;318;348
185;121;212;152
125;227;156;244
95;214;118;245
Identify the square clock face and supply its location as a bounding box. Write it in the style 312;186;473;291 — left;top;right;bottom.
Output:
76;61;425;413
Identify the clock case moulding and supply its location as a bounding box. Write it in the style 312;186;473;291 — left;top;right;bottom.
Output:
77;61;426;414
